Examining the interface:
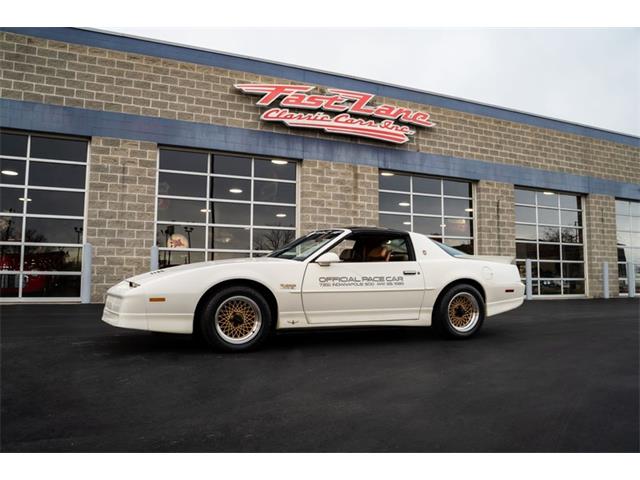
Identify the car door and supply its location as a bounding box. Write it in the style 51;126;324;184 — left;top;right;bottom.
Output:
301;232;425;324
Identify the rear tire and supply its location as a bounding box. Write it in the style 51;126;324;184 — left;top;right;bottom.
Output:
198;286;273;352
433;284;485;339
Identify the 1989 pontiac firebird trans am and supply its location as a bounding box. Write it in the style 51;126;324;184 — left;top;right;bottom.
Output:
102;227;525;351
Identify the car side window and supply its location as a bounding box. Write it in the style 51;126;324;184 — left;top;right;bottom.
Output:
326;233;413;262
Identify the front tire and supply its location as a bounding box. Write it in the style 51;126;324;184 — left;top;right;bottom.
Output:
198;286;273;352
433;284;485;338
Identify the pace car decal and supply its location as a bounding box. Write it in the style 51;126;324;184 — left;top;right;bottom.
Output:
318;276;405;288
235;84;435;144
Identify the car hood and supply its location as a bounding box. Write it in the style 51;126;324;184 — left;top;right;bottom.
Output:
127;257;294;285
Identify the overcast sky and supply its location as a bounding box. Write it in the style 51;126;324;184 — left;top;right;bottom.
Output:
111;28;639;136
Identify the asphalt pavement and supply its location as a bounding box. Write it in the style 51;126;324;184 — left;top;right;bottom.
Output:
1;299;638;452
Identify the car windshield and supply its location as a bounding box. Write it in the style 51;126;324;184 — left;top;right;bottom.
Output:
268;230;343;261
435;241;468;258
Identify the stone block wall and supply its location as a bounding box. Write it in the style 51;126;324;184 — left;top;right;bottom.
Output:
299;160;378;233
584;194;619;298
475;181;516;257
86;137;157;301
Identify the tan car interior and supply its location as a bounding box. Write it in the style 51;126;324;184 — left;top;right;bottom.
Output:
335;235;410;262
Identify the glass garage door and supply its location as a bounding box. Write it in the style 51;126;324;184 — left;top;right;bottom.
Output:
156;148;297;267
378;170;475;254
0;130;88;300
514;187;585;296
615;199;640;295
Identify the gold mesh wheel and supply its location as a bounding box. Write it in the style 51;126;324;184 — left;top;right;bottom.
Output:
447;292;480;333
214;295;262;345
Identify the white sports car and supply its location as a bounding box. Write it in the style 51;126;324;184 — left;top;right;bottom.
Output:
102;227;525;351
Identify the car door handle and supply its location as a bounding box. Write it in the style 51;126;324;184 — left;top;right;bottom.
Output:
403;270;419;275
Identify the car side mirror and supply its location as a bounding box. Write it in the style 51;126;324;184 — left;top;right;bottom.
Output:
316;252;341;267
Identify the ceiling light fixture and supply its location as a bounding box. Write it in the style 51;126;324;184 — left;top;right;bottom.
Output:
1;170;18;176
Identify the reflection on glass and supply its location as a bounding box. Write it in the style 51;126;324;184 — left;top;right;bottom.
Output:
210;227;250;250
25;217;83;244
516;224;536;241
0;273;20;297
27;190;85;216
537;208;559;225
159;250;205;268
254;158;296;180
562;245;584;261
444;198;472;217
515;188;536;205
414;216;442;237
413;196;440;215
443;180;471;197
563;280;585;295
0;159;26;185
563;263;584;279
253;205;295;228
158;172;207;198
539;244;560;260
444;218;471;237
379;192;410;212
253;229;295;251
379;214;411;231
538;226;560;242
0;132;28;157
516;242;537;259
23;246;82;271
379;172;410;191
0;187;24;213
211;177;251;201
561;228;582;244
444;238;473;255
30;136;87;163
515;206;536;223
28;162;86;189
159;149;208;173
156;225;205;249
0;245;21;271
157;198;206;223
210;202;250;225
413;176;441;195
536;191;558;207
212;155;251;176
0;216;22;241
560;210;581;227
559;195;580;210
539;279;561;295
21;274;81;297
253;180;295;204
539;262;561;278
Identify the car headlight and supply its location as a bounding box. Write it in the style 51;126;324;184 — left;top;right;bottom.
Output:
128;281;140;288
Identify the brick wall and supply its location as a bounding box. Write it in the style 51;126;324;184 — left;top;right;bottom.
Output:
1;31;638;185
475;181;516;257
86;137;157;301
584;194;619;298
299;160;378;233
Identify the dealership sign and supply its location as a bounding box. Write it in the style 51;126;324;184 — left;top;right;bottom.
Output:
235;84;435;144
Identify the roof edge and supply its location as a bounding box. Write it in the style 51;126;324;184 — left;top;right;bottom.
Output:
2;27;638;147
